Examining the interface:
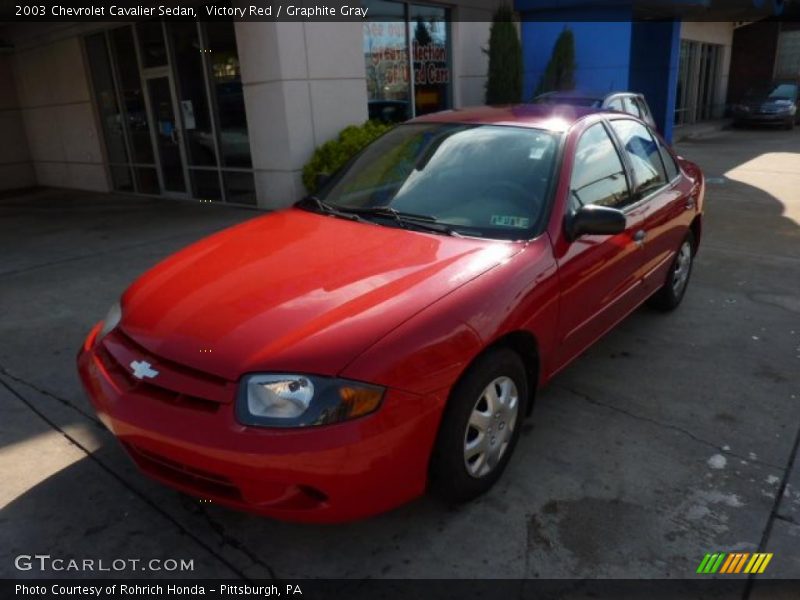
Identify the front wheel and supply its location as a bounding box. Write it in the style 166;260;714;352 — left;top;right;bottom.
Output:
648;231;695;311
429;348;528;503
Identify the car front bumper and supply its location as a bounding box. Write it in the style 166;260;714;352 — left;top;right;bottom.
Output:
77;323;446;523
734;111;793;123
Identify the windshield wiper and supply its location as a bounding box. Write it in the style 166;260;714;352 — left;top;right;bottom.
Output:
340;206;462;237
296;196;365;223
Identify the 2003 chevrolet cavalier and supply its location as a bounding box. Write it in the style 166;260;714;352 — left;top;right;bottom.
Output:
78;105;704;522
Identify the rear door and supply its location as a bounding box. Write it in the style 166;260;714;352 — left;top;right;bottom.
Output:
552;121;649;368
606;118;689;295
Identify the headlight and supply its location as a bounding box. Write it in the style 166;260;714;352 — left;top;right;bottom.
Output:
97;301;121;341
237;373;384;428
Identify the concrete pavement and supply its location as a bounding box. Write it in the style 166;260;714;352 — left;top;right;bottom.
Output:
1;127;799;585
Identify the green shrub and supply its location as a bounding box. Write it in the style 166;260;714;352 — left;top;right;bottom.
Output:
485;4;522;105
535;27;577;97
302;120;394;194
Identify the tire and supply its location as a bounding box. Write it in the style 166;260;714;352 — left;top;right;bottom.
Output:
429;347;528;503
648;231;695;311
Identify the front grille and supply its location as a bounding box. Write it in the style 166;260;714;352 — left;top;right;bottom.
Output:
95;331;231;413
125;443;242;501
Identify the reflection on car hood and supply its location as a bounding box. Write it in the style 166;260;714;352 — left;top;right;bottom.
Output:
120;208;521;380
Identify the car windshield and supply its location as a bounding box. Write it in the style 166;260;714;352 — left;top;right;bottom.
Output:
316;123;560;241
745;82;798;101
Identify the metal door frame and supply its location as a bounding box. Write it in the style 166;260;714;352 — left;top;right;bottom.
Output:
133;23;191;198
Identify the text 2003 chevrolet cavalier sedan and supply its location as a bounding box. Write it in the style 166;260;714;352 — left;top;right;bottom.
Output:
78;105;704;522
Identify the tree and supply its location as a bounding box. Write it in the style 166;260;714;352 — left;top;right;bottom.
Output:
484;4;522;105
414;17;433;47
535;27;577;97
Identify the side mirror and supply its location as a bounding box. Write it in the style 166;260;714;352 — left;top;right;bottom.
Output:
565;204;626;241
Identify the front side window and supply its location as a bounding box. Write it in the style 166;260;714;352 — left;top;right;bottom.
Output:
570;123;630;210
609;119;667;197
319;124;560;240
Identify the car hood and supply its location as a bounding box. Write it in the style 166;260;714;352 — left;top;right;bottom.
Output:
120;208;521;381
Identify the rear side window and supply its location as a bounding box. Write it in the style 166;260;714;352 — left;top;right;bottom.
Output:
636;98;651;121
570;123;630;210
655;134;680;181
606;97;624;111
622;96;641;118
609;119;667;197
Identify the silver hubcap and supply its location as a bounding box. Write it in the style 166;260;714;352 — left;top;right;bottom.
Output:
671;241;692;296
463;376;519;478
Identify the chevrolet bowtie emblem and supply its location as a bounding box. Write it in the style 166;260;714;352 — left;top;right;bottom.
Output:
130;360;159;380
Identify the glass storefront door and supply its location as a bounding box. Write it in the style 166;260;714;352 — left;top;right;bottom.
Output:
675;40;724;125
144;75;187;195
85;20;255;205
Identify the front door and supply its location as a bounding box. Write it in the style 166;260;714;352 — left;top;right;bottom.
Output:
553;121;648;368
144;74;188;196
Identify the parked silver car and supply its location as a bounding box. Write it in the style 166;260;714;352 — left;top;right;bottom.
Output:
533;90;657;130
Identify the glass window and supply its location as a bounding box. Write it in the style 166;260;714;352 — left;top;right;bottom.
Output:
85;33;129;165
656;135;679;181
609;119;666;197
636;98;651;122
110;165;134;192
364;1;411;123
206;21;251;167
409;4;450;116
169;22;217;167
111;26;154;164
570;123;630;209
622;96;641;118
190;169;222;201
223;171;256;205
136;21;167;68
135;168;160;194
363;0;451;122
320;123;560;240
606;97;624;111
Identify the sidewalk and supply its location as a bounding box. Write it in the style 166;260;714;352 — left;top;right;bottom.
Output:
673;119;732;143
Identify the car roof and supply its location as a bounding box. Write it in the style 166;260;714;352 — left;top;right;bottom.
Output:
538;90;641;100
409;104;606;132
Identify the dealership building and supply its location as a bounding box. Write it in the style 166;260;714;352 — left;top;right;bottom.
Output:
0;0;795;208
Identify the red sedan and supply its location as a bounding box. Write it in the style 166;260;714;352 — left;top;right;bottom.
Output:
78;105;704;523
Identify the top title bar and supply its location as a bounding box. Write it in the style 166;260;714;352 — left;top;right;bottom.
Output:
0;0;796;22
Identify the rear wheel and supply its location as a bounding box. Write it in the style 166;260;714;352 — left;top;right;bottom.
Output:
648;231;695;311
429;348;528;503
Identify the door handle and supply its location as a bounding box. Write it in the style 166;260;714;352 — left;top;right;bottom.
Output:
633;230;647;246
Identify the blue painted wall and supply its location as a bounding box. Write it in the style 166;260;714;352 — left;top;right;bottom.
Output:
629;20;681;142
516;2;682;142
521;21;631;99
520;8;633;101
